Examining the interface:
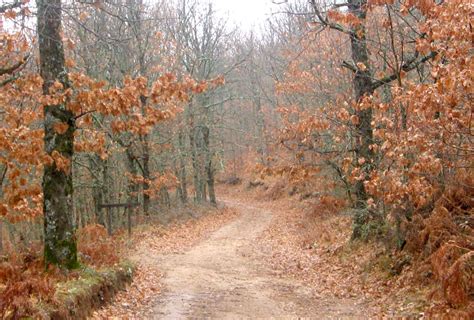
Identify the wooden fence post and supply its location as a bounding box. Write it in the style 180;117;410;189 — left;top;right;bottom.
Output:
106;207;112;236
99;202;139;237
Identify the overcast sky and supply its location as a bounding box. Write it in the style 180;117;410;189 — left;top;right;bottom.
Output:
209;0;278;32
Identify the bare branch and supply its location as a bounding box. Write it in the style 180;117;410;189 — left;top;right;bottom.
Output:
0;74;19;87
309;0;353;35
0;54;29;76
371;51;437;90
0;0;22;14
341;60;357;73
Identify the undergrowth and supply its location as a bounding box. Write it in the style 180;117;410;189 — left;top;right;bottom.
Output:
225;171;473;318
0;224;125;319
0;243;58;319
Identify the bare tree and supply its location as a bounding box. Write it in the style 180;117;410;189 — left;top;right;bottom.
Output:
166;0;236;205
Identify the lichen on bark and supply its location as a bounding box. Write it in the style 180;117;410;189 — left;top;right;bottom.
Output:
37;0;78;269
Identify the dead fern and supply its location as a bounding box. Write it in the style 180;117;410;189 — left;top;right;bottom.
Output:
77;224;121;267
0;245;58;319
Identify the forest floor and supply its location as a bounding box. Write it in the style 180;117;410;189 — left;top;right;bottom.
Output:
93;191;384;319
147;198;370;319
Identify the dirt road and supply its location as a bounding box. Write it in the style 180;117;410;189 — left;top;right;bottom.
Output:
142;199;366;319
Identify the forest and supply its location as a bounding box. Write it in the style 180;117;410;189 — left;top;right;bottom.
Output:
0;0;472;318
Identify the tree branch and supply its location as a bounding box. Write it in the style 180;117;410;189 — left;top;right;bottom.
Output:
0;0;22;14
371;51;437;91
341;60;357;73
0;75;19;88
309;0;353;35
0;54;29;76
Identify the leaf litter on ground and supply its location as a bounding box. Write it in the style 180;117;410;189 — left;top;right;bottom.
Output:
90;206;239;319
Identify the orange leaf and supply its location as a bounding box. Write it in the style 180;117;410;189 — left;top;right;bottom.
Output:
53;122;69;134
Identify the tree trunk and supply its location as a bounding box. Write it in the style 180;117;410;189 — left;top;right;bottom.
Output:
132;0;151;216
102;157;111;229
190;126;204;202
93;184;103;225
38;0;78;269
348;0;374;204
177;131;188;203
255;96;268;165
201;173;207;202
142;134;151;215
90;155;106;226
160;187;171;208
202;126;216;205
126;150;139;215
347;0;376;239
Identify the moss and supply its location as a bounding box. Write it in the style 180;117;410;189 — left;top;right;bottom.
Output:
62;238;80;270
44;244;56;266
44;237;80;270
352;212;389;242
42;261;135;319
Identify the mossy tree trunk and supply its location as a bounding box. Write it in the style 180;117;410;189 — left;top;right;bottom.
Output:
37;0;78;269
